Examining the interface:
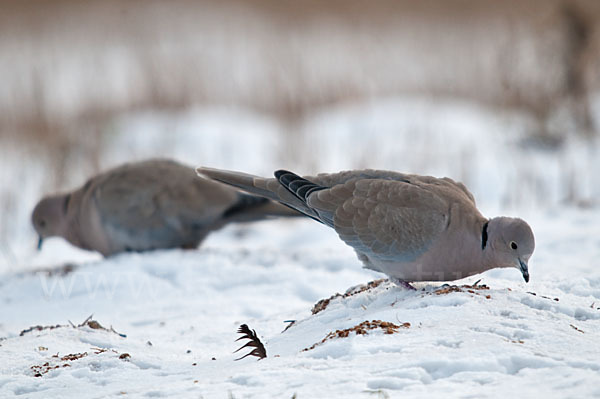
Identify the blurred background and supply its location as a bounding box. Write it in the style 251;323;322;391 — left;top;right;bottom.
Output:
1;0;600;267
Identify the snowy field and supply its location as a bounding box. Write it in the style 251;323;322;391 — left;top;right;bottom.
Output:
1;99;600;398
1;209;599;398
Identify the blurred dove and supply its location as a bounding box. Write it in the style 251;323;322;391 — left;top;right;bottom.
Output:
32;159;300;256
197;167;535;284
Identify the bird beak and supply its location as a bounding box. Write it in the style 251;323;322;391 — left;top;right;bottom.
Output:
37;236;43;251
519;258;529;283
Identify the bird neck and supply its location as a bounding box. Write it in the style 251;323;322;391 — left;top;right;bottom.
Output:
464;217;494;275
480;217;506;269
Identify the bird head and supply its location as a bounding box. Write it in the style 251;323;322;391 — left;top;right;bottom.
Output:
31;193;71;250
486;217;535;282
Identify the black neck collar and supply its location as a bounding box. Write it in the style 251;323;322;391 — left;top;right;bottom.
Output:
481;220;489;250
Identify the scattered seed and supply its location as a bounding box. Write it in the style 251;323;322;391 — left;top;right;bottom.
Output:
302;320;410;351
311;279;386;314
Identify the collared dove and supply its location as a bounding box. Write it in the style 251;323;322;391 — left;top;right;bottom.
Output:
31;159;301;256
197;167;535;284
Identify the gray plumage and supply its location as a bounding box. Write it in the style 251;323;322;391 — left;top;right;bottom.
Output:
31;159;300;256
197;167;535;283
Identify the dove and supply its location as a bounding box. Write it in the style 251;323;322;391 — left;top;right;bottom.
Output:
31;159;301;256
196;167;535;284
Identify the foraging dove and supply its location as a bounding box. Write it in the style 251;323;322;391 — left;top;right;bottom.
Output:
197;167;535;284
32;159;301;256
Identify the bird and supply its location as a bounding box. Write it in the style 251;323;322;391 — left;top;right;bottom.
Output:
196;167;535;285
31;159;301;256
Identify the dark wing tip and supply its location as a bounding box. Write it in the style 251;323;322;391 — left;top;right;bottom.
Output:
272;169;327;225
274;170;297;186
274;170;290;180
274;170;326;203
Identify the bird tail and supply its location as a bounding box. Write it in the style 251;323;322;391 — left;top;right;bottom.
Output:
196;167;317;218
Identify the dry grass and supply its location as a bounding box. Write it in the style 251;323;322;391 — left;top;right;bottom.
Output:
1;0;599;162
1;0;600;138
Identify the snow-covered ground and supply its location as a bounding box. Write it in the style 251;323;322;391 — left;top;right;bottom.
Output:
1;100;600;397
1;205;599;398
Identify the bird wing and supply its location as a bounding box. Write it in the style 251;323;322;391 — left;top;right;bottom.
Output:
89;160;238;252
277;171;450;262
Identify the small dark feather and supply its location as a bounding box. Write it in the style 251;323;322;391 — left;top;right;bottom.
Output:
234;324;267;361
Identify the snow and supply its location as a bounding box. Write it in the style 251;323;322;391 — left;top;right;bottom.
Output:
1;100;600;397
1;207;599;398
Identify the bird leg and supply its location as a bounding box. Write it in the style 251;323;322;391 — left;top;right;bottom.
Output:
389;278;417;290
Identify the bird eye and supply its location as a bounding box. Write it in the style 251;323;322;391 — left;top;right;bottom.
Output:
39;220;46;228
510;241;518;250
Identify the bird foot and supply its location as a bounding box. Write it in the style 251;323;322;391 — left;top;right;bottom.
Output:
389;278;416;290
